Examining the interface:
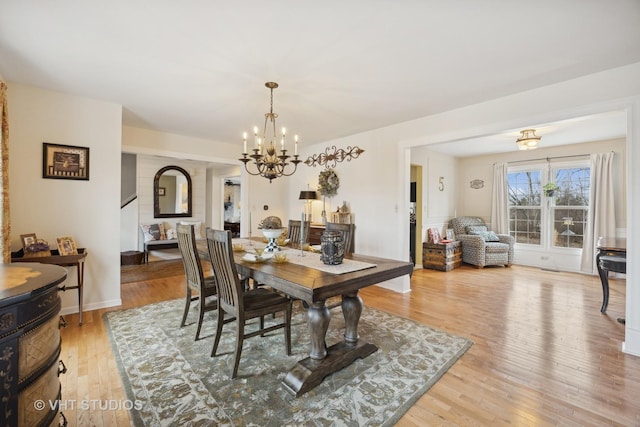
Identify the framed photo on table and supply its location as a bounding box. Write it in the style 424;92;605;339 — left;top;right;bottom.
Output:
20;233;37;250
43;142;90;180
446;229;455;241
57;236;78;256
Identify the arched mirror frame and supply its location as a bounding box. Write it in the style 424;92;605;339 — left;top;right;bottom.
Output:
153;165;193;218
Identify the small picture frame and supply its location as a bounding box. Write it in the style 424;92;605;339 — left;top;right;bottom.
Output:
20;233;37;250
43;142;90;180
56;236;78;256
427;228;441;244
158;187;166;196
446;229;455;241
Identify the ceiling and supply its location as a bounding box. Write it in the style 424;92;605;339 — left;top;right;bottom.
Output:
1;1;638;156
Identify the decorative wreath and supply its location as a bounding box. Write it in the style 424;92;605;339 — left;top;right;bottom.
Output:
318;169;340;198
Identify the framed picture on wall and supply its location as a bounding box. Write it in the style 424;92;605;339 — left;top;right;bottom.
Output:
158;187;166;196
42;142;90;180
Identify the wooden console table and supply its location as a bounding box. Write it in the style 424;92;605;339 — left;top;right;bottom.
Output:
11;248;88;325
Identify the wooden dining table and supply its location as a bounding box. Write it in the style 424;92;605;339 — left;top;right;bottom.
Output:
197;239;413;396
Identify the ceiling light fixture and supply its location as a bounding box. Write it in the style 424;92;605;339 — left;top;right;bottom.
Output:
239;82;301;182
516;129;541;150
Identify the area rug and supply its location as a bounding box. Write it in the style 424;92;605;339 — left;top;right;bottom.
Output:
105;299;472;426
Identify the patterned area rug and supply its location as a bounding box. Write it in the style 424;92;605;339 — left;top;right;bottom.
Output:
105;299;472;426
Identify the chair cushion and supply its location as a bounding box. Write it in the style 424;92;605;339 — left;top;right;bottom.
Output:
466;225;500;242
485;242;510;253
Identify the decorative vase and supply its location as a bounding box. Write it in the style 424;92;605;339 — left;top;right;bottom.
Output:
261;228;284;252
320;231;345;265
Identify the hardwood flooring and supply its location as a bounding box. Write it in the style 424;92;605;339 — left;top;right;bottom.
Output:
58;264;638;426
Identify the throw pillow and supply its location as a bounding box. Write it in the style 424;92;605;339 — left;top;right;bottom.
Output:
466;225;487;234
140;223;162;242
179;220;203;239
165;228;177;240
466;226;501;242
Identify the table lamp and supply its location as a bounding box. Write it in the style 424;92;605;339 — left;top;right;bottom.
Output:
299;190;317;222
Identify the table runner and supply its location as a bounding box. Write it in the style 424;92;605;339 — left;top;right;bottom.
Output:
278;249;376;274
232;239;376;274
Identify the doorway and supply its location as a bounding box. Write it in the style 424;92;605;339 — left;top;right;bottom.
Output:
410;165;423;267
223;177;241;237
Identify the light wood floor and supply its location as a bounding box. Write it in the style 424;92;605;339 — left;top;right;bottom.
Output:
58;265;638;426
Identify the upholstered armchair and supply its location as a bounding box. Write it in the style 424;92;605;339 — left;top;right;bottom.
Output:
449;216;514;268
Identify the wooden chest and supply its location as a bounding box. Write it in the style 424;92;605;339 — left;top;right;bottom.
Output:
423;241;462;271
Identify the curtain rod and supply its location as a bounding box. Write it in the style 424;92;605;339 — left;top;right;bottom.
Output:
505;151;612;165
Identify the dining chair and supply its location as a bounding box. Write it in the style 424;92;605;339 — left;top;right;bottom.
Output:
287;219;310;245
206;228;292;378
325;222;355;253
176;224;218;340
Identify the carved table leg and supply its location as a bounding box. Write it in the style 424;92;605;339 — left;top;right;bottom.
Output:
282;295;377;397
342;291;362;345
307;300;330;360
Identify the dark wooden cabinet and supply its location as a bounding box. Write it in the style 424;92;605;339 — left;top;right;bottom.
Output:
0;263;67;426
308;225;325;245
423;241;462;271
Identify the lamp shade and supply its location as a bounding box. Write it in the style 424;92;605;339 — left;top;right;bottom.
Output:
299;190;318;200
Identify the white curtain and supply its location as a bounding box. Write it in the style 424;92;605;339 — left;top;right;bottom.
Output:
580;152;616;274
491;162;509;234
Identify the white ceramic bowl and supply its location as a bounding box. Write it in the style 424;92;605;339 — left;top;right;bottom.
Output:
261;228;284;239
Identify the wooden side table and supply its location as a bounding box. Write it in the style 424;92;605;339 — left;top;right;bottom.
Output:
423;241;461;271
12;248;88;325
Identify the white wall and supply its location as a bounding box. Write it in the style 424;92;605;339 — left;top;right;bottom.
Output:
8;82;122;314
410;147;459;240
291;62;640;354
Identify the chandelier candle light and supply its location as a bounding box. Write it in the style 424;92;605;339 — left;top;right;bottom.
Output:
240;82;302;182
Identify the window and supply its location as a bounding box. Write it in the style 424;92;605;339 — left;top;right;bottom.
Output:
508;170;541;244
507;161;590;251
550;167;590;248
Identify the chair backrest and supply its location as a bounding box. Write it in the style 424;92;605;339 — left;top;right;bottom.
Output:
288;220;311;244
450;216;487;237
206;228;243;315
326;222;355;253
176;224;206;292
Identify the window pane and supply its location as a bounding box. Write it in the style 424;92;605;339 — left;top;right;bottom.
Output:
553;167;590;206
508;171;541;206
508;170;541;245
509;207;541;244
553;208;587;248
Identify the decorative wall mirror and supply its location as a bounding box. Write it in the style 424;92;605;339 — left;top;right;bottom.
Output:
154;165;192;218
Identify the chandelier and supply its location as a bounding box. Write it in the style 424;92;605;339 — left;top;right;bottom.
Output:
516;129;541;150
239;82;301;182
